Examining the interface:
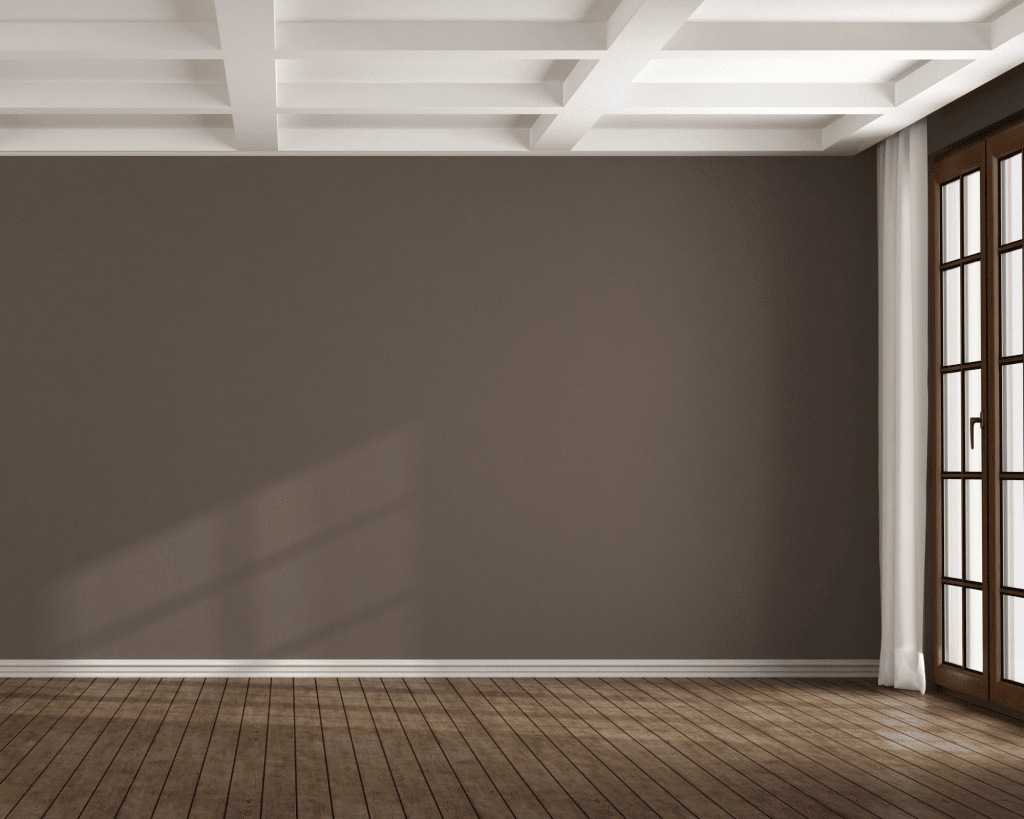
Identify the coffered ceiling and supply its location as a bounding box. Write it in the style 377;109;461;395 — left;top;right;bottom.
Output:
1;0;1023;154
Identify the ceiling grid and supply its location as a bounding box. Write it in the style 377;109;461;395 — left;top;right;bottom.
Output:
0;0;1022;154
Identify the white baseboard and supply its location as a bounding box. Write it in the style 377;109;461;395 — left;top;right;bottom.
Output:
0;659;879;678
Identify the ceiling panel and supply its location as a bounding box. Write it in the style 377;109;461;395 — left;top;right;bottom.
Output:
635;57;923;84
1;0;1022;154
689;0;1019;23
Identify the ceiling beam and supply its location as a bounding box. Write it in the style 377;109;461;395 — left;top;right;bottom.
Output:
0;22;220;58
574;125;820;153
662;22;990;58
619;83;894;113
0;83;230;113
275;22;605;58
278;83;561;114
278;125;530;153
530;0;705;152
213;0;277;151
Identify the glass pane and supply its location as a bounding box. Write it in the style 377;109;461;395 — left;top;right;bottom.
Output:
966;368;982;472
944;371;962;472
943;266;962;365
1002;249;1023;357
966;588;983;672
964;262;981;363
945;584;963;666
1005;595;1024;683
965;478;983;582
944;479;963;579
1005;480;1024;590
1002;152;1022;246
942;178;962;262
964;170;981;257
1004;363;1024;472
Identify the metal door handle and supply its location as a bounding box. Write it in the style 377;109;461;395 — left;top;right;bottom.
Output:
970;413;984;449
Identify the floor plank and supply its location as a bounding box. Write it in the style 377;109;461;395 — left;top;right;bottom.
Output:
755;677;1024;819
423;678;550;819
1;677;1023;819
115;677;205;819
444;678;588;819
263;678;297;819
0;678;94;783
3;677;139;819
381;678;478;819
185;676;246;819
224;677;271;819
335;677;404;819
555;677;795;819
76;677;183;819
150;677;227;819
493;677;674;819
294;678;332;819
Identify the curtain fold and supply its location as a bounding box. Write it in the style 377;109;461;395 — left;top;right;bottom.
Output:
878;119;929;694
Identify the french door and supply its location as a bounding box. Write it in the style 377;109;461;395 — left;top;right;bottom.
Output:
931;117;1024;715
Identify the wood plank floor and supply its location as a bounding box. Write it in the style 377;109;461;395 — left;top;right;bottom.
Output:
0;677;1022;818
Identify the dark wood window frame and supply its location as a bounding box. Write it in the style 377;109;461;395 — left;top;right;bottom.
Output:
930;111;1024;719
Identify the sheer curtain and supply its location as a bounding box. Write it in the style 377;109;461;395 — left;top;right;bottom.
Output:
878;119;929;694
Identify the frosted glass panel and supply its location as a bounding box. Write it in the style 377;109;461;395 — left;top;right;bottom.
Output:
945;585;963;666
1002;152;1022;245
1005;480;1024;590
964;262;981;363
965;479;983;582
1004;363;1024;471
944;372;962;471
1005;595;1024;683
1003;249;1023;357
943;266;962;365
944;479;963;579
943;178;961;262
966;588;983;672
964;171;981;257
966;368;982;472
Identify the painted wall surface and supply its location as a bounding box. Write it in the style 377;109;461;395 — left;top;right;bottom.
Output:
0;155;878;660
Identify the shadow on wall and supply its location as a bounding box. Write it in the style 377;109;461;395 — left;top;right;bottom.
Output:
42;426;423;659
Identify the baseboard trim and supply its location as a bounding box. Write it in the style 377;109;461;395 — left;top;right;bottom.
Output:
0;659;880;678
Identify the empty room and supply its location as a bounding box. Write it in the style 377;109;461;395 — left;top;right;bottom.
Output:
2;1;1024;818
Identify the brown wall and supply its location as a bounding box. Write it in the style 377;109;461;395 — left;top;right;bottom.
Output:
0;154;879;660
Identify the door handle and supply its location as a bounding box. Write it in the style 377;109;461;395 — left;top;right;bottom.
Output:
970;412;984;449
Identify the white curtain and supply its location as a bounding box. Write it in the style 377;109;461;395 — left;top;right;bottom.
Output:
878;119;929;694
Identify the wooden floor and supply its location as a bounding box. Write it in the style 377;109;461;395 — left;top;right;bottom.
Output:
0;677;1023;819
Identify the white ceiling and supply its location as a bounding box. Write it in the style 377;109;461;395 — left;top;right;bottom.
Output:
1;0;1023;155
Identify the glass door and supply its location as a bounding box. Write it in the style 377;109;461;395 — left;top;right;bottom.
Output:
990;122;1024;714
931;118;1024;715
932;142;988;701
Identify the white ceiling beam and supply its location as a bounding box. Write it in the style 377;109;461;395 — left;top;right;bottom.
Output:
0;83;230;113
574;126;820;153
0;22;220;58
279;126;530;153
278;83;561;114
213;0;277;152
893;60;975;106
662;22;990;58
275;22;605;58
531;0;705;152
0;124;235;152
619;83;893;114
